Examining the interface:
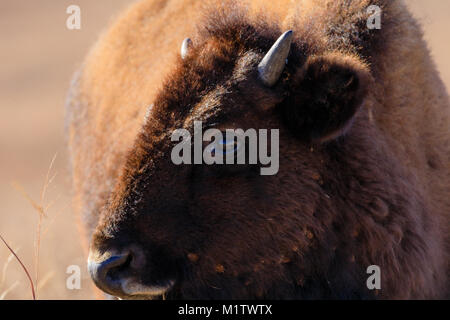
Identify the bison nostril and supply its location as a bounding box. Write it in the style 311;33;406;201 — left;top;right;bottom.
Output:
88;246;175;298
88;250;132;296
106;254;133;281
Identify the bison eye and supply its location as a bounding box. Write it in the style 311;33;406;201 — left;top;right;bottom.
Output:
211;138;241;156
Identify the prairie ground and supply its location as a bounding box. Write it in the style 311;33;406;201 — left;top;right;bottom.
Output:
0;0;448;299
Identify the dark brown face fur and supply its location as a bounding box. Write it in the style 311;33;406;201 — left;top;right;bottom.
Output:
89;11;443;299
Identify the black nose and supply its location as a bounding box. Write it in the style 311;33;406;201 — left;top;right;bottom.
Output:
88;245;175;298
88;250;132;297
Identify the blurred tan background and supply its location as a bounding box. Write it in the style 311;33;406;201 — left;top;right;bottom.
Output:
0;0;448;299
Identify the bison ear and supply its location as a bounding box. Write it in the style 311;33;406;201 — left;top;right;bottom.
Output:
282;53;370;142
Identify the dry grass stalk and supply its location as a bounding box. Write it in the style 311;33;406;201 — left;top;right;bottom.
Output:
1;251;18;290
0;234;35;300
37;271;55;292
7;152;59;299
0;281;19;300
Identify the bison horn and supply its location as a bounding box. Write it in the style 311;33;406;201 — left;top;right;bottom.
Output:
258;30;293;87
181;38;193;59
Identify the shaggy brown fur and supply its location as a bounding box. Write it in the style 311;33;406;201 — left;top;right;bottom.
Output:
66;0;449;299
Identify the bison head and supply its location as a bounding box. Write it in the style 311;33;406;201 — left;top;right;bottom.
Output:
87;23;374;299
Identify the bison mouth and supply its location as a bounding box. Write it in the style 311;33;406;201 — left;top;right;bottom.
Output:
115;278;176;300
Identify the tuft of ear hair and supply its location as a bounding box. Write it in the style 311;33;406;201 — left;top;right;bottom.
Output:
282;53;371;142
